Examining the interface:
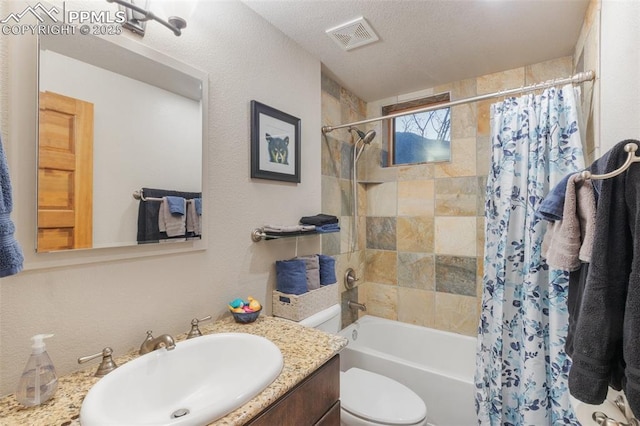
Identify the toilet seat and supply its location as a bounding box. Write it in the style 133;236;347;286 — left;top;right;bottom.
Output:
340;368;427;425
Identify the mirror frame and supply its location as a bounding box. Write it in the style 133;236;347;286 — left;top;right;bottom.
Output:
30;32;208;267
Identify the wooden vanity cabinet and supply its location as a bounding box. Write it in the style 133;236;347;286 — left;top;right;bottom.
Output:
247;354;340;426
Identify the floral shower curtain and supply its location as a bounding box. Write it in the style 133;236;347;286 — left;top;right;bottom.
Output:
475;84;585;425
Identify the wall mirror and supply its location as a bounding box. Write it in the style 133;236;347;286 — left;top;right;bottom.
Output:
37;33;205;253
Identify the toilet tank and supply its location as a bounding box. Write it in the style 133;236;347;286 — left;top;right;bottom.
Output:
298;304;341;333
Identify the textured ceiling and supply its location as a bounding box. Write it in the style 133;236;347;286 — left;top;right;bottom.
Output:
242;0;591;102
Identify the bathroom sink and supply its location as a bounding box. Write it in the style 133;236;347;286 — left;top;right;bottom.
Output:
80;333;283;426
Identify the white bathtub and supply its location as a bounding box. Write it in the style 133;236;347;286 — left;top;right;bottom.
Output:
339;316;477;426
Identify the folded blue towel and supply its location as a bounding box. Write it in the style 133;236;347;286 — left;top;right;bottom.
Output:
318;254;336;285
166;196;186;215
316;223;340;233
194;198;202;215
276;259;308;295
0;133;23;277
299;214;339;226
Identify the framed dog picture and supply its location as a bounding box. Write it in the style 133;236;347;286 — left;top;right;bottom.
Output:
250;101;301;183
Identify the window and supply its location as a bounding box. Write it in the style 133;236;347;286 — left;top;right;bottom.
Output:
383;93;451;166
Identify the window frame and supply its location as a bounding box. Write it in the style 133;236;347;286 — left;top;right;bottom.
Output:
382;92;451;166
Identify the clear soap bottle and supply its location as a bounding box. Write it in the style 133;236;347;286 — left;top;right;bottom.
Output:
15;334;58;407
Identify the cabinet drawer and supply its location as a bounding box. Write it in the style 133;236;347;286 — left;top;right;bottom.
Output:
248;354;340;426
315;400;340;426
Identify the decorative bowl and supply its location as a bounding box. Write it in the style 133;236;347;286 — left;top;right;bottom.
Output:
232;308;262;324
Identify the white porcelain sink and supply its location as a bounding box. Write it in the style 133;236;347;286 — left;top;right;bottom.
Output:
80;333;283;426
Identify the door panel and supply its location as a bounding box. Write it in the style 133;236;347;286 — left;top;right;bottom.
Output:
38;91;94;251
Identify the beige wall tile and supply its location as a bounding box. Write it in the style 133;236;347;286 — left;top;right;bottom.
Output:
361;282;398;320
433;82;452;96
357;182;367;217
398;180;435;216
322;91;341;129
321;135;342;178
340;215;353;254
435;292;479;336
477;100;491;137
435;138;477;178
398;287;435;327
476;136;491;177
476;216;485;261
339;178;352;217
365;249;398;285
435;177;478;216
357;216;367;251
449;78;477;99
366;182;398;216
477;67;525;94
398;163;434;181
525;57;572;85
397;216;434;253
321;175;341;216
451;103;477;139
341;87;365;123
434;217;477;257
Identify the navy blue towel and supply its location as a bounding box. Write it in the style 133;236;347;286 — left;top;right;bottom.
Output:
299;214;339;226
276;259;308;295
0;132;23;277
318;254;336;285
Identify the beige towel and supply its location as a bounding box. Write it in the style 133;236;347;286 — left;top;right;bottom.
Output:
295;255;320;291
158;197;186;237
186;199;201;236
542;173;597;270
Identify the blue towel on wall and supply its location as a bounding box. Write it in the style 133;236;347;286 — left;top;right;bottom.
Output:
318;254;336;285
0;133;23;277
194;198;202;215
316;223;340;233
165;196;186;215
276;259;308;295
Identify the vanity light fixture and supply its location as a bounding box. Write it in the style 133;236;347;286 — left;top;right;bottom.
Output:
106;0;187;36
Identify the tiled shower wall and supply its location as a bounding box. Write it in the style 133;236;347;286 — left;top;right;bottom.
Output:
321;57;574;335
320;74;367;328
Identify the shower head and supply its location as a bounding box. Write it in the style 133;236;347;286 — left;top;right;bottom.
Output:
350;127;376;145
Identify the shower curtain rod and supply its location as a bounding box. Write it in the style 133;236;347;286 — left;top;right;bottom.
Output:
321;70;595;134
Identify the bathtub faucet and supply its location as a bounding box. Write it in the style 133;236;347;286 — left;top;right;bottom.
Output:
348;300;367;312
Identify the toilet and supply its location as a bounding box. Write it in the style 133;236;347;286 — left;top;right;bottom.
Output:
299;304;428;426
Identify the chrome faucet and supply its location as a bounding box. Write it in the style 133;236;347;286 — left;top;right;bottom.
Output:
139;330;176;355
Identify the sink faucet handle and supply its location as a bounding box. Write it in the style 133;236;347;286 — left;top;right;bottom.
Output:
78;347;118;377
187;315;212;339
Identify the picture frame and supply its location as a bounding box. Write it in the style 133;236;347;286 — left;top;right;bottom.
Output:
251;100;301;183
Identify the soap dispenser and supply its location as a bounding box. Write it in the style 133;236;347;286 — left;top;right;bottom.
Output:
16;334;58;407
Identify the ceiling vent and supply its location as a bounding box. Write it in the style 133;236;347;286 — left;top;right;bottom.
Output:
326;17;379;51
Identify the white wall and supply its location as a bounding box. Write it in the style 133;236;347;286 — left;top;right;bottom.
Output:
40;50;202;247
599;0;640;151
0;0;321;396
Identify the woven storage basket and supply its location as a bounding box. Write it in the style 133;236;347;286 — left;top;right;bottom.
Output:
272;283;338;321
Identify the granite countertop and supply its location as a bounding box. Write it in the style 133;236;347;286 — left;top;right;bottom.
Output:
0;316;347;426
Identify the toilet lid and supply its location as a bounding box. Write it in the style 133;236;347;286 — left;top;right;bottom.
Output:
341;368;427;425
